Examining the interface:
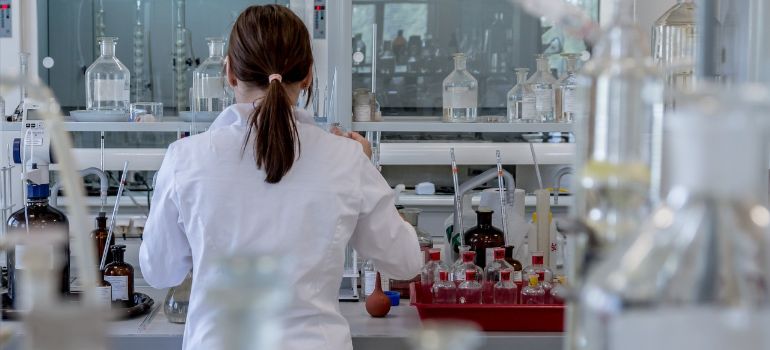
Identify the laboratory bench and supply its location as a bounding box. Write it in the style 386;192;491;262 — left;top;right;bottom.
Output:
1;286;563;350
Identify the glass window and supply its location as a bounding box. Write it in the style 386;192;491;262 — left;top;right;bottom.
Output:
353;4;376;64
382;3;428;49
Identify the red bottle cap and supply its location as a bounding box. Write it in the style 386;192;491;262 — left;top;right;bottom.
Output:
462;250;476;263
537;271;545;281
531;252;544;265
500;269;512;281
439;270;449;281
465;270;476;280
494;247;505;260
429;249;441;261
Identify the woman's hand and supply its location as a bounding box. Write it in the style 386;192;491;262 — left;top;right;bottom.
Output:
331;127;373;159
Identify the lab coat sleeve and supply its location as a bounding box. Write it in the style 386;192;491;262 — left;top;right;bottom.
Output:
139;143;193;288
349;153;424;281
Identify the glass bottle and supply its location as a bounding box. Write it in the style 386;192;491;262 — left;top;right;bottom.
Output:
556;53;582;123
457;270;482;304
653;0;696;92
463;208;505;268
362;260;377;298
579;85;770;350
420;249;449;303
5;184;70;309
86;37;131;112
103;244;134;308
442;53;478;123
165;271;192;323
523;251;553;284
504;246;524;285
527;54;557;122
550;275;567;305
493;269;518;304
452;245;471;271
520;274;545;305
482;247;513;304
506;68;537;123
192;38;230;115
431;270;457;304
91;212;114;266
451;251;483;286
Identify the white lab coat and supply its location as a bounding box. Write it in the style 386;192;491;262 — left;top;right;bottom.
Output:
139;103;423;350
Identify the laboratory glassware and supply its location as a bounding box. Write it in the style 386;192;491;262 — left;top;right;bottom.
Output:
556;53;582;123
653;0;696;91
192;38;229;115
527;54;557;122
464;208;505;268
165;272;192;323
457;270;482;304
493;269;518;304
523;251;553;283
451;250;483;286
91;211;114;265
86;37;131;112
579;85;770;350
390;208;432;298
482;247;513;304
504;246;524;285
550;276;567;305
130;102;163;122
131;0;149;102
506;68;537;123
103;244;134;308
421;249;449;303
451;245;471;275
6;185;70;309
432;270;457;304
96;271;112;309
362;259;377;298
442;53;478;123
520;274;545;305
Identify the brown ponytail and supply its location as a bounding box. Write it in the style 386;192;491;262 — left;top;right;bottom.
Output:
228;5;313;183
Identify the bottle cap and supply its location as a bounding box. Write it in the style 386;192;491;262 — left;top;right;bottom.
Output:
531;252;544;265
465;270;476;281
500;269;512;281
439;270;449;281
27;183;50;199
462;251;476;263
537;271;546;282
110;244;127;252
429;249;441;261
494;247;505;260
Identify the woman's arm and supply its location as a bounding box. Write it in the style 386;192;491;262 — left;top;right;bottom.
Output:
348;153;423;280
139;143;193;288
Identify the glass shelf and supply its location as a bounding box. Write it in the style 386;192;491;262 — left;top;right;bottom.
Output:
352;117;573;133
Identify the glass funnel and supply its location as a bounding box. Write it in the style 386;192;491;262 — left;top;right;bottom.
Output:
192;38;230;115
527;54;557;122
653;0;696;92
556;53;582;123
579;85;770;350
86;37;131;111
442;53;478;123
164;271;192;323
506;68;537;123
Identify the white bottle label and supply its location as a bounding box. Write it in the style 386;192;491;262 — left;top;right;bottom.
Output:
363;271;377;296
521;96;537;120
485;248;495;268
94;79;127;102
353;105;372;122
104;276;129;301
513;270;523;283
609;309;770;350
534;87;554;112
96;285;112;307
562;88;580;114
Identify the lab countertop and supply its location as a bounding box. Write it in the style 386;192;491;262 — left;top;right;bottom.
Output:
2;287;563;350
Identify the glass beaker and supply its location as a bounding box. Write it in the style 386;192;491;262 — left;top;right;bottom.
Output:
191;38;230;115
653;0;696;92
164;272;192;323
506;68;537;123
86;37;131;112
130;102;163;122
527;54;557;122
442;53;478;123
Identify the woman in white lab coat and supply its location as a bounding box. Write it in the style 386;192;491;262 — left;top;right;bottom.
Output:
139;5;424;350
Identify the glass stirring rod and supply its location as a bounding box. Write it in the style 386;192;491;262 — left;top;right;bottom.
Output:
450;148;464;246
496;150;510;245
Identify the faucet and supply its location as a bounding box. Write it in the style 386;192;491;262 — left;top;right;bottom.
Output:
453;167;516;243
51;167;109;210
552;167;573;205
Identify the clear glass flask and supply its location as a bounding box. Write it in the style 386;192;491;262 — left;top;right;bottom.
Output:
192;38;230;114
421;249;449;303
493;269;518;304
86;37;131;111
520;274;545;305
482;247;513;304
451;250;483;286
507;68;537;123
442;53;478;123
527;54;557;122
457;270;482;304
165;272;192;323
556;53;582;123
579;85;770;350
431;270;457;304
653;0;696;92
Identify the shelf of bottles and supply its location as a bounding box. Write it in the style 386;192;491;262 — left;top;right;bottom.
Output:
352;118;572;133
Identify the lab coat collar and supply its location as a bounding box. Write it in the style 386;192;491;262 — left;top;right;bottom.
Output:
209;103;315;130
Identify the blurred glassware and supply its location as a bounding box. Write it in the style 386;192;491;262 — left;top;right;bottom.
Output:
527;54;557;122
86;37;130;112
164;272;192;323
506;68;537;123
129;102;163;122
653;0;696;93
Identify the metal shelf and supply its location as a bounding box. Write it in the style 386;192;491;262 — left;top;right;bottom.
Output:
351;117;573;133
3;117;211;132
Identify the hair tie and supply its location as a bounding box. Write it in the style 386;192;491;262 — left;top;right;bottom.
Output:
268;74;283;83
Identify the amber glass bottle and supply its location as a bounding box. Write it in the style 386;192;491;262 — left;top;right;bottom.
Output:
103;245;134;308
5;184;70;309
463;208;505;268
91;212;115;266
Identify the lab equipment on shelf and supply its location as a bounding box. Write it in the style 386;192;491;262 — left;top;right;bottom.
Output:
528;54;557;122
520;274;545;305
431;270;457;304
451;250;483;285
653;0;696;92
165;272;192;323
103;245;135;308
129;102;163;122
91;212;114;266
442;53;478;123
493;269;518;304
86;37;131;112
457;270;482;304
191;38;230;119
556;53;581;123
362;259;377;299
464;208;505;268
353;88;377;122
482;247;513;304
